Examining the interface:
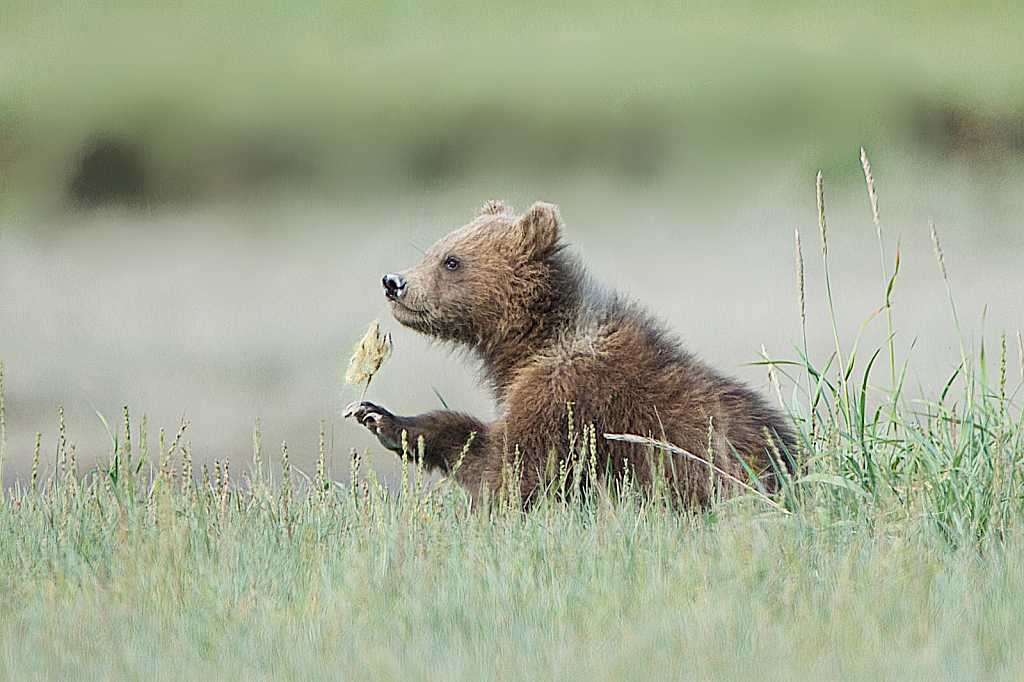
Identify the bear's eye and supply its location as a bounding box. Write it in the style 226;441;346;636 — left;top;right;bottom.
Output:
443;256;460;271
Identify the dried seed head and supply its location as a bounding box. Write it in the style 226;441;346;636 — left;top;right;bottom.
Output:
861;148;881;240
795;229;805;329
816;171;827;259
345;321;393;395
929;219;947;282
762;344;785;410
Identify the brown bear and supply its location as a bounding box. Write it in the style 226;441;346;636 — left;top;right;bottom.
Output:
345;200;796;506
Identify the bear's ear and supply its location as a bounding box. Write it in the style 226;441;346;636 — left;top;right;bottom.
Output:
516;201;562;260
476;199;513;217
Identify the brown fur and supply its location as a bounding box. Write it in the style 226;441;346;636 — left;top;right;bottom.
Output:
345;201;797;506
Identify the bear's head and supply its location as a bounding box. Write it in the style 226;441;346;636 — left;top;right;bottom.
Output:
382;201;565;348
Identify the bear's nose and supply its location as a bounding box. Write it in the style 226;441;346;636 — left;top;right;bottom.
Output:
382;273;406;299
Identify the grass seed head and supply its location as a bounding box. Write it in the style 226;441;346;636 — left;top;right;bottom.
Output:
861;148;881;239
930;219;947;282
345;321;393;395
795;228;805;328
817;170;827;258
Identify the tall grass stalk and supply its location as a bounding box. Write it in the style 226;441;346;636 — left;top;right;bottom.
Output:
929;219;967;375
860;148;898;398
815;171;850;432
795;229;812;420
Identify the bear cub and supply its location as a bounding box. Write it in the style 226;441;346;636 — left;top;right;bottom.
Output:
345;200;796;506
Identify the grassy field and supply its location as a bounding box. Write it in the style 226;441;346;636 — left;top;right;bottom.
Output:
3;5;1024;675
4;465;1024;680
2;171;1023;680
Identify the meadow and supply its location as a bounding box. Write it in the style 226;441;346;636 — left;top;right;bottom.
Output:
3;2;1024;678
2;169;1022;681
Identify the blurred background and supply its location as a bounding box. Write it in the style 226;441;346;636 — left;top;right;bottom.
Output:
1;0;1023;488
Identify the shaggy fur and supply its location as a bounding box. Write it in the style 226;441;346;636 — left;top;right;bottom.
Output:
345;201;796;506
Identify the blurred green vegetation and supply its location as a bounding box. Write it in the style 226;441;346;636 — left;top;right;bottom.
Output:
2;0;1024;214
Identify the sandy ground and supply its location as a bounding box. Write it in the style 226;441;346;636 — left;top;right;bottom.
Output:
1;173;1022;489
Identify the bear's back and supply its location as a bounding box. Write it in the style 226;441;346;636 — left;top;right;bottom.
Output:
496;293;790;498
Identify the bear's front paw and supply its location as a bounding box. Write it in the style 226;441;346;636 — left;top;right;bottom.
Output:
343;401;403;451
343;400;391;429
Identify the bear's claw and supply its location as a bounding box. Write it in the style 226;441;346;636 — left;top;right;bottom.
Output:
343;400;365;419
344;400;387;426
344;400;403;452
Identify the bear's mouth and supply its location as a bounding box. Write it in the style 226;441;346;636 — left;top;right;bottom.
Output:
388;298;428;316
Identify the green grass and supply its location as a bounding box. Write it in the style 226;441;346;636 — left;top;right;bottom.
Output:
1;170;1023;680
5;472;1024;680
